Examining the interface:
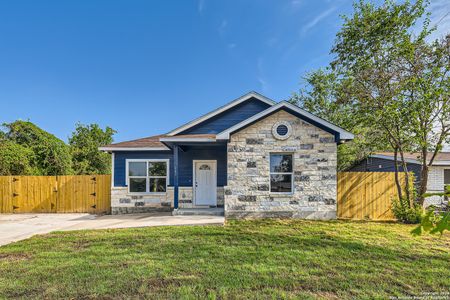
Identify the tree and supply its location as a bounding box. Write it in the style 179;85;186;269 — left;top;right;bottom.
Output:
69;123;116;175
3;121;73;175
329;0;433;206
289;69;390;170
291;0;449;211
0;140;38;175
401;36;450;205
321;0;449;208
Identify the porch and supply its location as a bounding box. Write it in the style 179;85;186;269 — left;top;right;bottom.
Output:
161;138;228;212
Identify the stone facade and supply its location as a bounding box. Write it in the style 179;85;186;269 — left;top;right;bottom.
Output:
111;186;224;214
225;110;338;220
166;187;224;208
111;187;172;214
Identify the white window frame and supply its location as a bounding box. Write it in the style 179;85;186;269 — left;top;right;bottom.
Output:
125;159;170;194
269;153;294;194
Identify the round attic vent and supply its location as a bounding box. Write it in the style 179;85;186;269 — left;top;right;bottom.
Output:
272;121;292;140
276;124;289;136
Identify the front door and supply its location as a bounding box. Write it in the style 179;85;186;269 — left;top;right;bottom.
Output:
194;160;217;206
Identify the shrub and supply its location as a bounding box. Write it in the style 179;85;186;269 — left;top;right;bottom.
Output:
392;197;423;224
3;121;73;175
0;140;38;175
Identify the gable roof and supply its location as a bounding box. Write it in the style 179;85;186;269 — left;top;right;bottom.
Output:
372;152;450;166
216;101;354;142
166;91;276;136
98;135;170;151
99;93;355;151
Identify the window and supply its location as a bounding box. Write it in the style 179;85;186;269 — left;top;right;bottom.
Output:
276;124;289;136
270;154;293;193
272;121;292;140
127;160;169;193
444;169;450;188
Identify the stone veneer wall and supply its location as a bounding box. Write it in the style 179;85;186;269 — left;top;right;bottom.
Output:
111;187;173;214
225;110;338;220
111;186;224;214
166;187;224;208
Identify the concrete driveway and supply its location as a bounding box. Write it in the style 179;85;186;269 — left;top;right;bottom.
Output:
0;213;224;247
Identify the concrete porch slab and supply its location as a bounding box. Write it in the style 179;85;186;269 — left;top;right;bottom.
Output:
172;207;225;216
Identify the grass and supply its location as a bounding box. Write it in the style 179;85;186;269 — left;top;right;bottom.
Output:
0;220;449;299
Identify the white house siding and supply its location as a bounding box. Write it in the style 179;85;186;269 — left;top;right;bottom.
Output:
425;166;449;207
225;110;337;220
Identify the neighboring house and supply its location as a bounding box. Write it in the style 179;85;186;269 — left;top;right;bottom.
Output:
349;152;450;206
99;92;354;219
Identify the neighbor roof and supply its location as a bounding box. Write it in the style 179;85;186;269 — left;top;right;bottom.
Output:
372;152;450;166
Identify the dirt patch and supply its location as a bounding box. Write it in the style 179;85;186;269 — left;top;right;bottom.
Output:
0;253;32;261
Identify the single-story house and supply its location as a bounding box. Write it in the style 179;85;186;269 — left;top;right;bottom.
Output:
99;91;354;219
348;152;450;206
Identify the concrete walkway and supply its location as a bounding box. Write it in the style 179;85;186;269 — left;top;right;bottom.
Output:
0;213;224;247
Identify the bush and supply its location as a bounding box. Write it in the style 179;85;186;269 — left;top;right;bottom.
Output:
392;197;423;224
0;140;38;175
3;121;73;175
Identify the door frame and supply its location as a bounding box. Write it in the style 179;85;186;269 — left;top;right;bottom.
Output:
192;160;217;206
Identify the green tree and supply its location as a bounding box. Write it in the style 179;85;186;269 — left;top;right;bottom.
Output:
0;140;38;175
3;121;73;175
401;36;450;205
330;0;431;205
331;0;450;207
289;69;390;170
69;123;116;175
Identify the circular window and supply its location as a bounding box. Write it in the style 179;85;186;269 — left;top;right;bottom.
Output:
272;121;292;140
276;124;289;136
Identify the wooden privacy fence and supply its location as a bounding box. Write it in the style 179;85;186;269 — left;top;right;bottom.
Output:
337;172;406;221
0;175;111;214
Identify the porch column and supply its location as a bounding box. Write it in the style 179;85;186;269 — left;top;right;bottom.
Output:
173;144;179;209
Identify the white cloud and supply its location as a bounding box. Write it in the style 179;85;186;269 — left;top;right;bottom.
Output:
257;57;269;93
301;6;336;35
258;77;269;93
198;0;205;14
291;0;303;7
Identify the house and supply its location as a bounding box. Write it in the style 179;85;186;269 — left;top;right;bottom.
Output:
99;92;354;219
348;152;450;206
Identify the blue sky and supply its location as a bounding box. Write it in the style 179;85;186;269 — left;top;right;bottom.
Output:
0;0;448;143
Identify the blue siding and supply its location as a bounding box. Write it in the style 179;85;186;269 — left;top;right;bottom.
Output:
179;97;271;135
114;151;173;187
113;146;227;187
178;145;227;186
348;157;422;183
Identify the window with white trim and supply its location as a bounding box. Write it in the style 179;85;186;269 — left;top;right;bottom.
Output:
127;160;169;193
270;154;293;193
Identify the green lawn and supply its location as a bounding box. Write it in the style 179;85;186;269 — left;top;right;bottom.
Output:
0;220;449;299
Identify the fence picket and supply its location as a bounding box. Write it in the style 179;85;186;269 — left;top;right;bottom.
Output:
337;172;406;220
0;175;111;214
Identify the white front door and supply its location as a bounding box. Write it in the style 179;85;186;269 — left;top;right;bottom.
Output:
194;160;217;206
